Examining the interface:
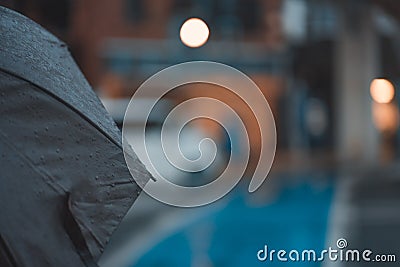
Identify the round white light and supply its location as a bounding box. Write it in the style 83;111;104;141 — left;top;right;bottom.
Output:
180;18;209;48
370;78;395;104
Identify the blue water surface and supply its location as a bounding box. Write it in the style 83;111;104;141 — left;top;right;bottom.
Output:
134;175;334;267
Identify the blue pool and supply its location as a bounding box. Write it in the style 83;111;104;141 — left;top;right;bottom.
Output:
133;174;335;267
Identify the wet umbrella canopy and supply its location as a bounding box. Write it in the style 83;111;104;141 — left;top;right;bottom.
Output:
0;6;151;267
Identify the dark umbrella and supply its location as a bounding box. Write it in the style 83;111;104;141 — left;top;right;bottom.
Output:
0;6;151;267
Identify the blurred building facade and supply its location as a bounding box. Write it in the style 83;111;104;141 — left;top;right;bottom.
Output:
2;0;400;164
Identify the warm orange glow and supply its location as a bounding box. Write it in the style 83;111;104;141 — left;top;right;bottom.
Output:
372;102;399;132
370;78;395;104
180;18;209;48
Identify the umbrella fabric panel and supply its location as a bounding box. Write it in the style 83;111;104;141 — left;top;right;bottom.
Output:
0;69;150;266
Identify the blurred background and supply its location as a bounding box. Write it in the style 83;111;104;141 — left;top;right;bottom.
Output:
2;0;400;266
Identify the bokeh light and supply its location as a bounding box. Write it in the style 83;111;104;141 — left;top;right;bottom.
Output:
370;78;395;104
180;18;209;48
372;102;399;132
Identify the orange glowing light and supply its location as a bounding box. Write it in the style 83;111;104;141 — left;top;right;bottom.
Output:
180;18;209;48
370;78;395;104
372;102;399;132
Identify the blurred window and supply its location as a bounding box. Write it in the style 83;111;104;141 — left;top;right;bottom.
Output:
126;0;145;22
174;0;194;12
308;1;336;40
172;0;263;38
235;0;262;33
